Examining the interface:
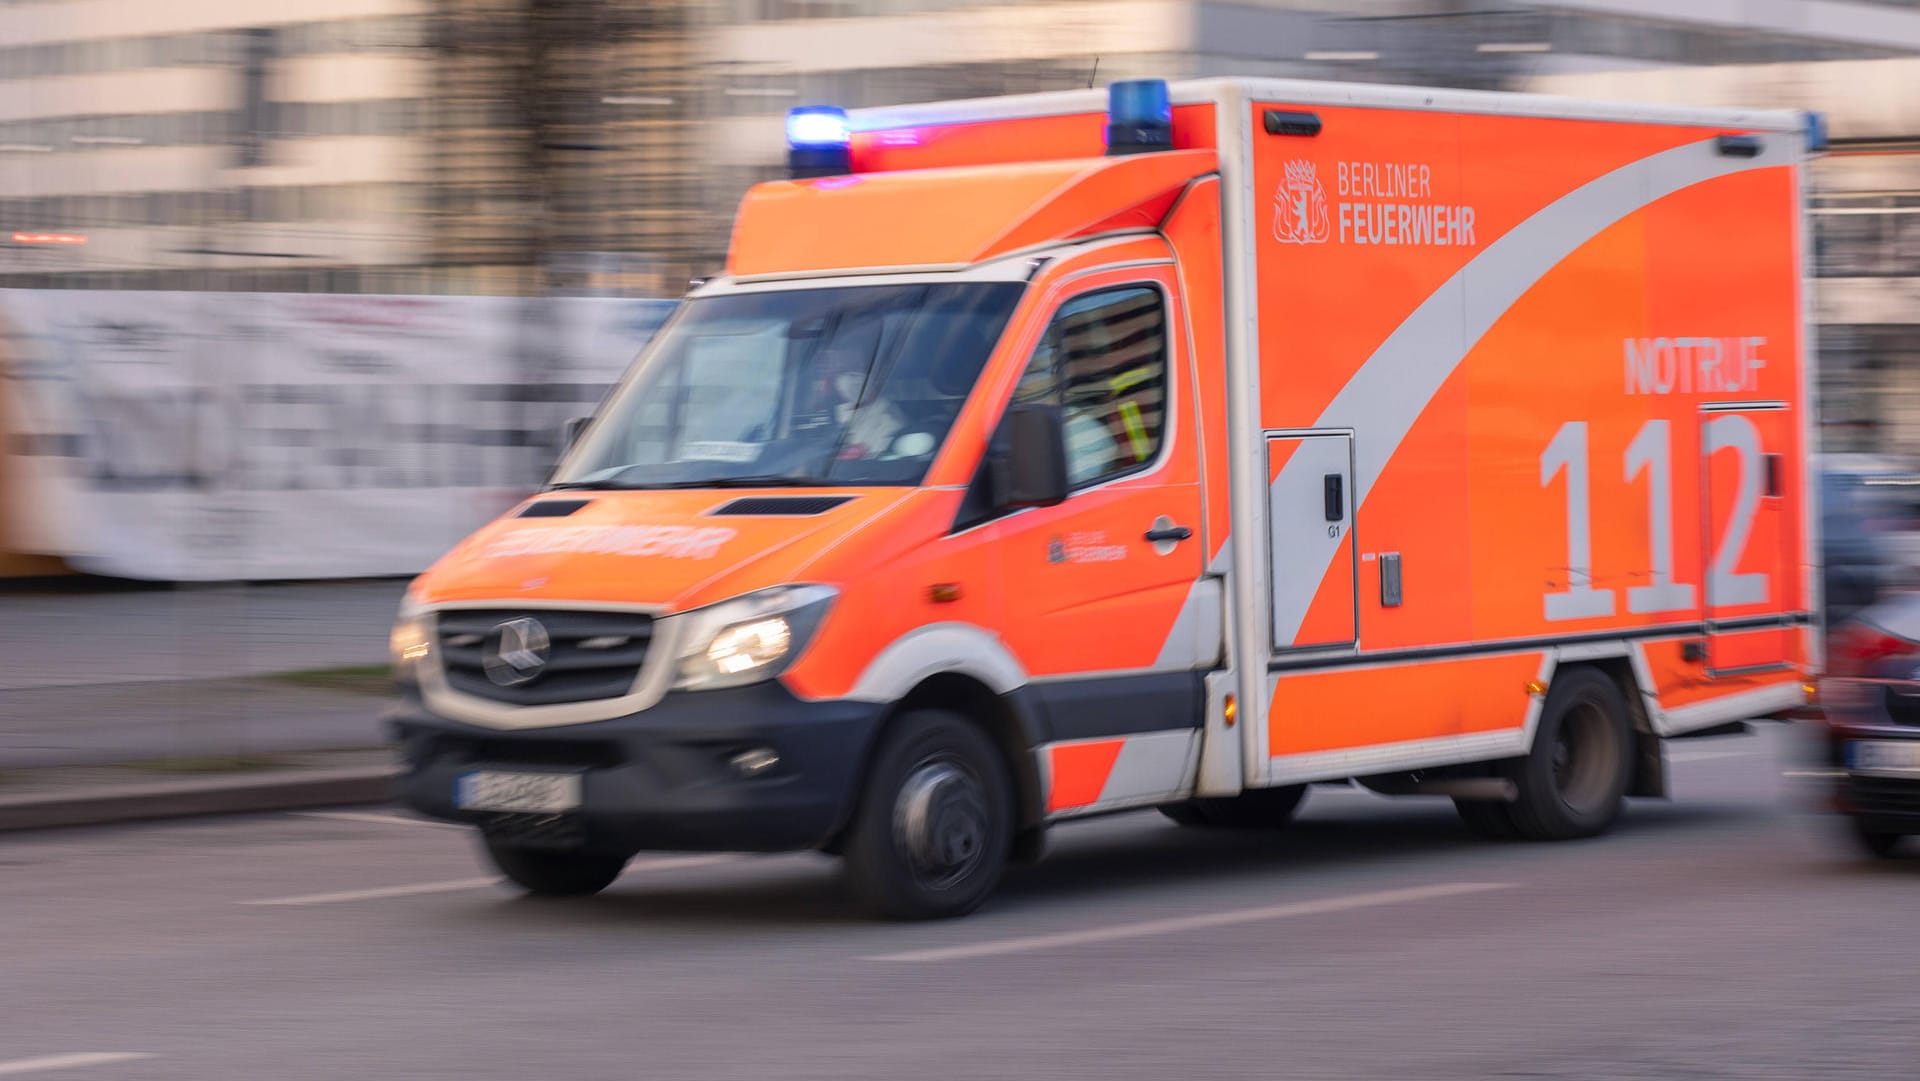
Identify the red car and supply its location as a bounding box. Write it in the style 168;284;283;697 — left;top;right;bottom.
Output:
1820;593;1920;856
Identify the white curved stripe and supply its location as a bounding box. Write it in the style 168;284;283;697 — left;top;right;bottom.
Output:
1271;134;1792;647
1098;729;1199;806
845;621;1029;703
1154;577;1224;670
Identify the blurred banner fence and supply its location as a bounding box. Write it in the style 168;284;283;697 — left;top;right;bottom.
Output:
0;290;674;582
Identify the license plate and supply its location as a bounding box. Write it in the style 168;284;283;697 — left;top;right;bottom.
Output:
1847;740;1920;777
455;771;583;813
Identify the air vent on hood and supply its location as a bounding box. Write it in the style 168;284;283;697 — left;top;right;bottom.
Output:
710;495;855;517
518;498;593;518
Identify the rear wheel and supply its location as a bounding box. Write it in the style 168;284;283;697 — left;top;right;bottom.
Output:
483;840;628;898
1158;785;1308;829
843;710;1013;920
1506;669;1632;842
1850;819;1905;859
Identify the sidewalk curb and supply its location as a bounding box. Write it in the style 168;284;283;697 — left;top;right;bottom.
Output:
0;767;398;832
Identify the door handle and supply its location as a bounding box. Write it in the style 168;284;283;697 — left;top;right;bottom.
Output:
1144;524;1193;543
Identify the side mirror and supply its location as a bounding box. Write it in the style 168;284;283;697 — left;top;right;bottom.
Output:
991;403;1069;510
560;416;591;452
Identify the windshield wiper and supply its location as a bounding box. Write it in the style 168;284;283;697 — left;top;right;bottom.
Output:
652;473;832;489
547;475;640;491
547;471;832;492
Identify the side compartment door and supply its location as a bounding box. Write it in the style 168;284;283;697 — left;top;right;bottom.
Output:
1266;431;1357;653
1700;403;1794;675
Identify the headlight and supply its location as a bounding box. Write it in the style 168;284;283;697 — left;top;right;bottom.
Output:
389;593;432;673
674;585;837;692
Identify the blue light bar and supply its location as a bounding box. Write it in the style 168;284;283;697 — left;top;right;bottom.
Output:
787;105;852;179
1804;110;1829;153
1106;79;1173;156
787;106;850;149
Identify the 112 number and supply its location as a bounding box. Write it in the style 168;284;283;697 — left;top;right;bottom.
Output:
1541;417;1773;622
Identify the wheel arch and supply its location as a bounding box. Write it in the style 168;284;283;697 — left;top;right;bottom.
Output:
825;671;1050;854
1549;655;1666;799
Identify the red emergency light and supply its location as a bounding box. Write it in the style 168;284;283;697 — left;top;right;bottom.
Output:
12;232;88;245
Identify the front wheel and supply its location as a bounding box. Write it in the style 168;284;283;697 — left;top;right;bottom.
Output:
843;710;1014;920
483;840;628;898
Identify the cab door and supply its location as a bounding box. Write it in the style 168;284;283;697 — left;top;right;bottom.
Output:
989;264;1208;743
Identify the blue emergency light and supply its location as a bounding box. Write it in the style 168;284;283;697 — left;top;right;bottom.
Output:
1106;79;1173;156
787;105;852;179
1804;110;1829;153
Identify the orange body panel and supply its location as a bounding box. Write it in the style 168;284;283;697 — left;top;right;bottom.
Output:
1640;635;1804;710
1251;101;1807;757
1269;653;1546;757
413;489;913;610
727;151;1214;278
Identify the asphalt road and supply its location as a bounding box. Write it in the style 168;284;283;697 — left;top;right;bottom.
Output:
4;723;1917;1081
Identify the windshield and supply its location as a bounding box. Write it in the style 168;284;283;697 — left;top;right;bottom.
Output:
555;282;1024;490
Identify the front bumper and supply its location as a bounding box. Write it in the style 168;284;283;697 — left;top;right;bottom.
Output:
388;681;883;854
1823;721;1920;831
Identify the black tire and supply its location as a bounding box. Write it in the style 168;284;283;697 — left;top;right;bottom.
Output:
1506;669;1633;841
1454;798;1519;840
483;840;628;898
1159;785;1308;829
843;710;1014;920
1850;819;1905;859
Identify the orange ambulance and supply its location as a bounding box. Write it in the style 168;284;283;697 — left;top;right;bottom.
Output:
389;77;1822;917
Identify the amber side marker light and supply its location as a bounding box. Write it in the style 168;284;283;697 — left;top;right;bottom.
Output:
929;583;962;603
1223;695;1237;728
1525;680;1548;698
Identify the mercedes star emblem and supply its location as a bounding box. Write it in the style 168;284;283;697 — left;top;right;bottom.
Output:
483;616;551;687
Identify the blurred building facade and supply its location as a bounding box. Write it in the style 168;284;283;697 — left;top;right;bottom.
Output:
0;0;434;292
0;0;707;296
6;0;1920;455
427;0;704;297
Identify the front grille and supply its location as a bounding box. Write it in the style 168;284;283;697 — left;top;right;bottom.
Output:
1847;776;1920;817
428;733;625;770
437;608;654;706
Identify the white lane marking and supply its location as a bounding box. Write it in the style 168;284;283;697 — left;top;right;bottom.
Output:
1666;749;1757;763
865;881;1514;963
239;854;736;907
1783;769;1846;778
291;811;466;830
242;877;499;906
0;1054;154;1077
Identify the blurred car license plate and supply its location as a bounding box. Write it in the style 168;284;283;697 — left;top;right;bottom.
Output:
1847;741;1920;776
456;771;582;813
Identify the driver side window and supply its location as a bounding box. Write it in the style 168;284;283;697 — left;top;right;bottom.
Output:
1013;286;1168;488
